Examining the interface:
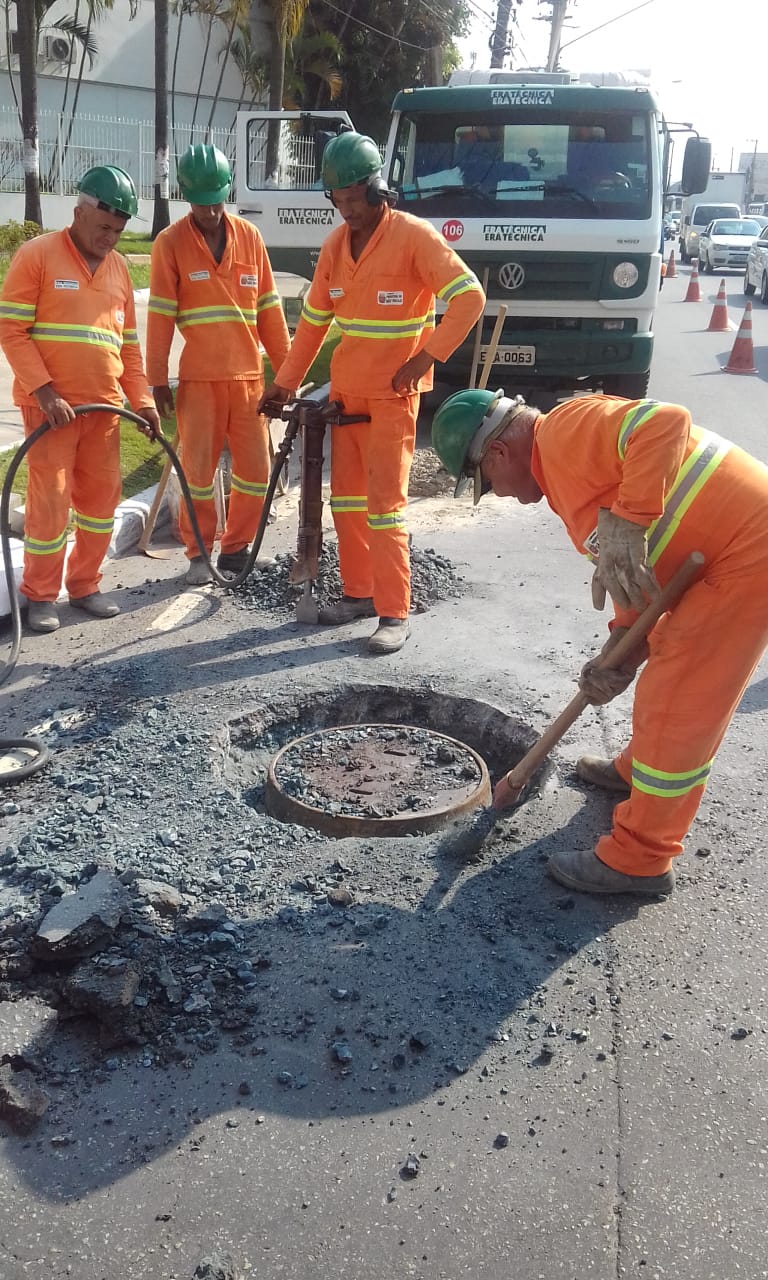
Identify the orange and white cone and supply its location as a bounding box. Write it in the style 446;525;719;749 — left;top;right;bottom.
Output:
684;262;701;302
722;302;757;375
707;279;731;332
666;248;677;278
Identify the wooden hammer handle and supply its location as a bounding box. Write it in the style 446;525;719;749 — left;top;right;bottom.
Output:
503;551;705;794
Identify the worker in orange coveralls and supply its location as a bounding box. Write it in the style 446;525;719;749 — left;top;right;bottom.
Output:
0;166;160;633
432;390;768;897
259;131;485;655
147;144;290;586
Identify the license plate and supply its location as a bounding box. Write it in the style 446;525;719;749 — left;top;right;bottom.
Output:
480;344;536;366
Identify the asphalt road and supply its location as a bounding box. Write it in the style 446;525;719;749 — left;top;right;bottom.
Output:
1;263;767;1280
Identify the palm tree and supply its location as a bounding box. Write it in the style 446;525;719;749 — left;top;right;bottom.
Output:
153;0;171;237
283;29;342;109
16;0;42;224
204;0;250;140
250;0;310;180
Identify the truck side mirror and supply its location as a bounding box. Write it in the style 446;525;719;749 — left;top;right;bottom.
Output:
680;137;712;196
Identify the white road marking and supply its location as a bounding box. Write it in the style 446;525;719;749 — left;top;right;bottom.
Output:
149;591;208;632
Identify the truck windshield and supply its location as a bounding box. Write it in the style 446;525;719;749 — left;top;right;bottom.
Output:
390;109;652;219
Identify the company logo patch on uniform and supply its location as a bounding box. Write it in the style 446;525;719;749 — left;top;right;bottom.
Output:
583;527;600;559
189;270;210;281
115;309;125;324
240;273;258;287
54;279;79;290
378;290;403;306
329;288;344;299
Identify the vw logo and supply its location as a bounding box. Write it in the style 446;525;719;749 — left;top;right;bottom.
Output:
498;261;525;291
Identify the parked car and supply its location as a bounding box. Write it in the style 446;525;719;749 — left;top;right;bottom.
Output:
750;214;768;229
744;225;768;302
697;218;761;273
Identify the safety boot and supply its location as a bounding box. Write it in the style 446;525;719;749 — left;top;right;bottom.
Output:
69;592;120;618
318;595;376;625
184;556;213;586
367;617;411;655
27;600;60;633
576;755;631;795
548;848;675;897
216;548;275;576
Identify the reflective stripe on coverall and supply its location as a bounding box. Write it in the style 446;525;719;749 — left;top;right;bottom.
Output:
276;205;485;612
532;395;768;875
0;229;154;602
146;212;290;556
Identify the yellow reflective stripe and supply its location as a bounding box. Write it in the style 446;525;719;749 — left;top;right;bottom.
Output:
330;496;367;513
617;399;660;459
335;310;435;339
231;474;268;497
438;271;481;302
257;290;281;312
30;323;121;351
301;301;334;328
24;529;68;555
73;511;114;534
148;296;178;316
0;301;36;319
631;756;713;797
177;305;258;327
188;483;215;500
122;328;139;344
647;431;730;564
367;510;405;530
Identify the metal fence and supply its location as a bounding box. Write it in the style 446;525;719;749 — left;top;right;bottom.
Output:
0;106;235;198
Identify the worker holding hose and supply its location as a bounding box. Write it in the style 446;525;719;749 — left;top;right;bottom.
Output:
147;145;290;586
432;390;768;897
258;131;485;655
0;166;160;633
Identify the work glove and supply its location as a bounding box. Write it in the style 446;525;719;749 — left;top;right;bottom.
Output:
578;628;649;705
591;507;659;612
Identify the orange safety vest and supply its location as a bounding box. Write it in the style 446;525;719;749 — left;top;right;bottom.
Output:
277;205;485;399
146;211;290;385
0;229;152;410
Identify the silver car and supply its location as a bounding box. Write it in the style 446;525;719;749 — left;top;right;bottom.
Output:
697;218;761;274
744;225;768;302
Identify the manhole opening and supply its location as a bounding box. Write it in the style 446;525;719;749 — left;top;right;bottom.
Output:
225;684;552;838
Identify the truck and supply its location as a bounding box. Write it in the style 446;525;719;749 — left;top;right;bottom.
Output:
235;73;710;400
678;170;748;263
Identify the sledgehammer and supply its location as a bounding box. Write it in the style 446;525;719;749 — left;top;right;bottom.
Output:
438;551;705;861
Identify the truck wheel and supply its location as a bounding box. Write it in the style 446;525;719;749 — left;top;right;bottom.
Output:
744;270;756;296
761;274;768;306
602;371;651;399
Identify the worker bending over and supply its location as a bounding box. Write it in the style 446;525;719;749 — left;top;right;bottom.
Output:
147;145;290;585
0;166;160;633
259;131;485;655
432;391;768;896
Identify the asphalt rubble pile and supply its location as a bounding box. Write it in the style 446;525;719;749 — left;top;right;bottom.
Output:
229;539;466;617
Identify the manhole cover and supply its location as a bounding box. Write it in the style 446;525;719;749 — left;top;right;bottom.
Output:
265;723;491;837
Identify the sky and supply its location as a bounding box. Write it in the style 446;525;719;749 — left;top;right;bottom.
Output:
456;0;763;173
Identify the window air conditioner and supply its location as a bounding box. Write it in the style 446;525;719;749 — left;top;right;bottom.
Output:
44;34;73;62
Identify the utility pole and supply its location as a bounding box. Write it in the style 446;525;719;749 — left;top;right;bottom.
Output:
542;0;570;72
490;0;513;69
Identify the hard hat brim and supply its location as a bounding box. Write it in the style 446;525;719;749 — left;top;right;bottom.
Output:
182;185;231;206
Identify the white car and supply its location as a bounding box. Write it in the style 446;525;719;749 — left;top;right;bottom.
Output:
744;225;768;302
697;218;762;274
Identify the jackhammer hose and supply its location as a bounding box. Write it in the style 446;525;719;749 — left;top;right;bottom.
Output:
1;401;291;779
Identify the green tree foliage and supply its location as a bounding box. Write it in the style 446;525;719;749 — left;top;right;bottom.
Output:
303;0;469;141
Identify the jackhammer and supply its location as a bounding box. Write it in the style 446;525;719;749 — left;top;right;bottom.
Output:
261;393;371;624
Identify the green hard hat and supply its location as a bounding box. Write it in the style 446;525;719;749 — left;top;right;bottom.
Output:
321;131;381;190
432;387;527;503
77;165;138;218
177;144;232;205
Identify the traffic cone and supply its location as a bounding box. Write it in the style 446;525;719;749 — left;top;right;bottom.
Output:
684;262;701;302
666;248;677;278
707;279;731;332
722;302;757;375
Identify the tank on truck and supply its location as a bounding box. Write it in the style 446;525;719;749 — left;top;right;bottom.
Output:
383;75;710;401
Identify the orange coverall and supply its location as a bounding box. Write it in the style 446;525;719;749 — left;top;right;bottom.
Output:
0;230;154;602
146;212;290;559
532;395;768;875
276;206;485;619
